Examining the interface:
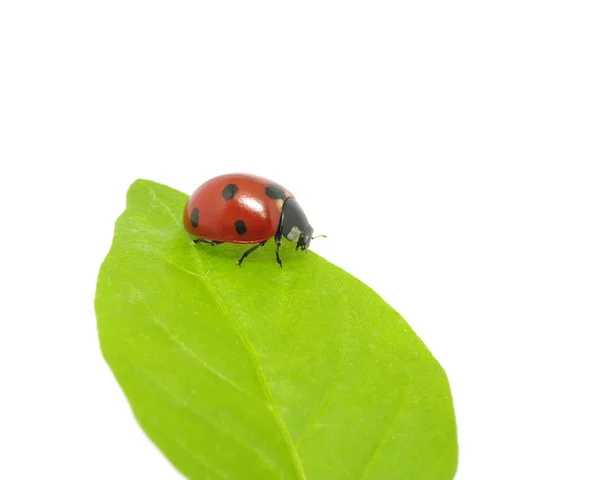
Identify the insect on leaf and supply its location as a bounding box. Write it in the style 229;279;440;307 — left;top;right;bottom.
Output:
95;179;458;480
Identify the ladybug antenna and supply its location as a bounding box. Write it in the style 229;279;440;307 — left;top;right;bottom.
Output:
312;234;327;240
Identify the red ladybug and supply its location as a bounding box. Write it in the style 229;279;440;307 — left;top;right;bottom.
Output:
183;173;324;267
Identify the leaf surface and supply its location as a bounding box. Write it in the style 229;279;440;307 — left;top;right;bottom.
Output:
95;179;458;480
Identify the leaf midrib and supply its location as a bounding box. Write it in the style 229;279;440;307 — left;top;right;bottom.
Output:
139;180;308;480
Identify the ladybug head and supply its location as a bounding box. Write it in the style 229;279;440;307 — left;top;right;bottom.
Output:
281;198;314;253
296;226;315;253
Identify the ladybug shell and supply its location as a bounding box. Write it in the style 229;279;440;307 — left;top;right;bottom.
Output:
183;173;294;244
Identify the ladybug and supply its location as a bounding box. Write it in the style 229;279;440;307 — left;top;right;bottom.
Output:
183;173;324;267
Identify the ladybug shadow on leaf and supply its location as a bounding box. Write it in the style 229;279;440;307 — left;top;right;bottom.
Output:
185;235;308;269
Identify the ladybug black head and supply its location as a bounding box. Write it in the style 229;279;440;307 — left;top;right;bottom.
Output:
296;227;314;252
281;198;314;252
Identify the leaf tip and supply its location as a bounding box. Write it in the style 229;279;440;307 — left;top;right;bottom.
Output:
125;178;169;208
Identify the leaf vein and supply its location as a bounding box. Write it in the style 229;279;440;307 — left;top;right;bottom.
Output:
360;401;410;480
142;181;308;480
140;298;264;406
296;277;355;450
188;255;308;480
133;361;280;477
139;180;181;226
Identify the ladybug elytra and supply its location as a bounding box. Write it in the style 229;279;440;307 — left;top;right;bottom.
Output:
183;173;324;267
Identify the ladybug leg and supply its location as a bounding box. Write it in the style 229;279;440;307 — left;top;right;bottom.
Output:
192;237;209;245
274;232;283;268
237;241;267;266
274;211;285;267
192;238;223;246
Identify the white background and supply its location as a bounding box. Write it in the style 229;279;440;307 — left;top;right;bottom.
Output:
1;2;599;479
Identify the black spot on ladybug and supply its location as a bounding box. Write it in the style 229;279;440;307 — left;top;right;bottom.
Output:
265;184;287;201
191;208;199;228
235;220;247;235
222;184;239;201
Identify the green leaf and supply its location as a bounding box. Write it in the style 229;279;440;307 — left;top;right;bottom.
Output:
95;179;458;480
